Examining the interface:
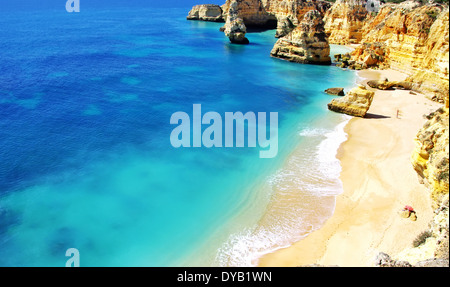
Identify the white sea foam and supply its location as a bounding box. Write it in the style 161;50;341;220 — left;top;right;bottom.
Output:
214;115;351;267
316;116;351;185
214;213;317;267
298;127;329;137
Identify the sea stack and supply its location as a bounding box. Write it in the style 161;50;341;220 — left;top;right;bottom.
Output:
270;10;331;65
187;4;224;22
224;0;250;44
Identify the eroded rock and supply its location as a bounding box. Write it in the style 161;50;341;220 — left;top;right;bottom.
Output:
187;4;224;22
271;10;331;65
327;85;374;117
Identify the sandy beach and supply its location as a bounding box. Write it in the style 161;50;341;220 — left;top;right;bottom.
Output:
258;69;442;267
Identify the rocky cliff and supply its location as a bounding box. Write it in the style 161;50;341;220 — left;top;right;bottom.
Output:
323;0;368;44
220;0;331;37
359;3;448;102
326;1;449;103
406;6;449;102
412;104;449;206
270;10;331;64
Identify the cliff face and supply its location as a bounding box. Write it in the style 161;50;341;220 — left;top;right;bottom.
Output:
270;10;331;64
221;0;277;28
412;105;449;206
323;0;368;44
406;7;449;102
220;0;331;37
329;2;449;102
357;4;448;101
224;0;250;44
402;104;449;267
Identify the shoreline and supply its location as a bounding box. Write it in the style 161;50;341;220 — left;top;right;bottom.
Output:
257;68;442;267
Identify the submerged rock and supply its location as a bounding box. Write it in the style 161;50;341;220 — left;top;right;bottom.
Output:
327;85;374;117
224;0;249;44
271;10;331;65
187;4;224;22
325;87;345;96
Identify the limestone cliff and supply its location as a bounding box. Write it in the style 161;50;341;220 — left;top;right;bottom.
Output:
406;7;449;103
220;0;331;37
187;4;224;22
322;0;368;44
394;103;450;267
343;3;449;102
270;10;331;64
412;105;449;206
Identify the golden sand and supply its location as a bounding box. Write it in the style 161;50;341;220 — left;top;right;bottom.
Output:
257;69;442;267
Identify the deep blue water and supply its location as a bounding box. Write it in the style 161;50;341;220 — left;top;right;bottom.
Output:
0;6;356;266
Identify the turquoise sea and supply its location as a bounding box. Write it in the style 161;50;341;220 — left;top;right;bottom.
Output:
0;5;355;266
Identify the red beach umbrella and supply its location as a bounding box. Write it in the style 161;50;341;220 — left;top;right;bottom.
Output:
404;205;414;212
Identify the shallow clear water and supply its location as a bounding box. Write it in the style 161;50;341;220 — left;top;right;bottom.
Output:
0;7;355;266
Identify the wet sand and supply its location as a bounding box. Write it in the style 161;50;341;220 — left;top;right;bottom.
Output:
258;69;441;267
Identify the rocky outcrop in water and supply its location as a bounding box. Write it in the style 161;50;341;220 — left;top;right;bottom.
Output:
187;4;224;22
271;10;331;64
192;0;331;37
221;0;276;28
327;85;374;117
224;0;250;44
325;87;345;96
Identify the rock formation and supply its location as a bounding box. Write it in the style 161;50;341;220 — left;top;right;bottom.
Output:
186;0;450;267
339;2;449;102
323;0;368;44
412;105;449;205
327;85;375;117
187;4;224;22
367;79;413;90
271;10;331;64
220;0;331;30
349;42;388;69
224;0;250;44
188;1;449;98
221;0;277;28
325;87;345;96
406;7;449;103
